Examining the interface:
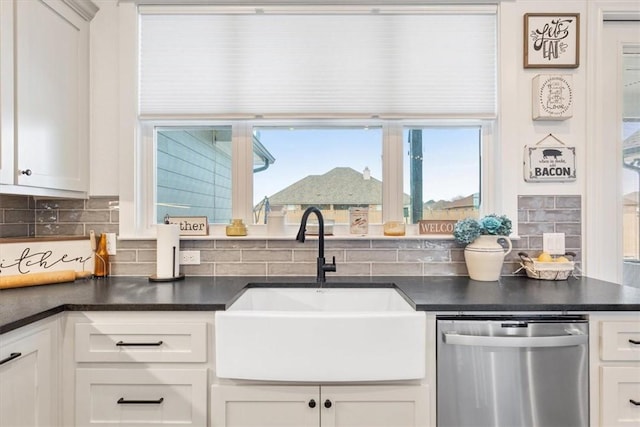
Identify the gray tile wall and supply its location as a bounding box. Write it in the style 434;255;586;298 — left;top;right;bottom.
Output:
513;195;582;271
0;195;35;237
0;194;581;277
0;195;119;238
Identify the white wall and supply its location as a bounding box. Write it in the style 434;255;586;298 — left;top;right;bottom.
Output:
503;0;587;199
88;0;638;281
90;0;593;199
89;0;120;196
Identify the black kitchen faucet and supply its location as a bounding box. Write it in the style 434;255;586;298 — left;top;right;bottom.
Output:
296;206;336;283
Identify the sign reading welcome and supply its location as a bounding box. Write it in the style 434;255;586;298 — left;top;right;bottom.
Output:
418;220;457;235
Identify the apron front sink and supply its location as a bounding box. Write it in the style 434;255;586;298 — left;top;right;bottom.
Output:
215;286;426;382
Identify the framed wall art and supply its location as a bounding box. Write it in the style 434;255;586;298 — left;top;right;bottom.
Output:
524;13;580;68
532;74;573;120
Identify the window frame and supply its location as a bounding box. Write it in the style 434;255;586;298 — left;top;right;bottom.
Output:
116;2;504;239
129;119;495;238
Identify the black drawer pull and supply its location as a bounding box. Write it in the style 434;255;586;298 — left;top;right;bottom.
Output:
324;399;332;409
116;341;163;347
117;397;164;405
308;399;316;408
0;352;22;365
629;339;640;345
631;399;640;406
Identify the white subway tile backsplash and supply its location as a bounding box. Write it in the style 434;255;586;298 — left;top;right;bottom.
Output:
1;195;582;278
215;262;267;276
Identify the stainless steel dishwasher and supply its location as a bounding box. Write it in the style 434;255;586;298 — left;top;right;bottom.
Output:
437;315;588;427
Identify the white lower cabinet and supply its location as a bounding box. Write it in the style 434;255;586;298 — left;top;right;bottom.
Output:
0;317;59;426
601;366;640;426
212;385;318;427
590;312;640;427
64;312;214;427
211;384;429;427
76;368;207;426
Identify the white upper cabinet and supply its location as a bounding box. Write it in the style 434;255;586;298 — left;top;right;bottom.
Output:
0;0;97;198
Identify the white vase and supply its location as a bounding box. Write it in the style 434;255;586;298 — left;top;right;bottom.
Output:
464;235;513;281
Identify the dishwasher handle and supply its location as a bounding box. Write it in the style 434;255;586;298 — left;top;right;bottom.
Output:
442;331;587;348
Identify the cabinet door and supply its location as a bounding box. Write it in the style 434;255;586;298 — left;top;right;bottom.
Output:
211;385;319;427
0;327;54;426
14;0;88;192
0;0;15;185
320;385;429;427
602;321;640;361
76;368;207;426
601;367;640;426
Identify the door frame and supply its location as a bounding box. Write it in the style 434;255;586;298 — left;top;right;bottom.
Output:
585;2;640;283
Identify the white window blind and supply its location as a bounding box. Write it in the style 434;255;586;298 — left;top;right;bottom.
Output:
139;7;496;118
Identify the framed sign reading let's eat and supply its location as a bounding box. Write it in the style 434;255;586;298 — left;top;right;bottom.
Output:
524;13;580;68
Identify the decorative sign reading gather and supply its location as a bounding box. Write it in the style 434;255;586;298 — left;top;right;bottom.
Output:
166;216;209;236
418;220;457;235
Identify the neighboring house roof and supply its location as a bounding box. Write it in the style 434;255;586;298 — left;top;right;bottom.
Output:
426;193;478;210
624;130;640;161
624;191;639;206
267;167;384;205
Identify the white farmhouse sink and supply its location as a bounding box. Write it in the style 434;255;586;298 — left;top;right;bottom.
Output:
214;286;426;382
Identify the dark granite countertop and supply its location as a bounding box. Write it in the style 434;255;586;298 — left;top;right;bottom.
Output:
2;275;639;334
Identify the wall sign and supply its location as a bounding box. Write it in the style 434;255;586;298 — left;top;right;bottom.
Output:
532;74;573;120
0;238;94;276
166;216;209;236
418;220;456;235
524;134;576;182
524;13;580;68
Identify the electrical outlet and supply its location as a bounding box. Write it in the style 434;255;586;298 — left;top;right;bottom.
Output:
106;233;117;255
180;250;200;265
543;233;565;255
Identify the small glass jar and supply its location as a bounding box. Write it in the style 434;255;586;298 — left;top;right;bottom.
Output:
383;220;406;236
226;219;247;236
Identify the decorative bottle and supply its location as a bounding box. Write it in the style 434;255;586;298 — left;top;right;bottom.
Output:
94;233;110;277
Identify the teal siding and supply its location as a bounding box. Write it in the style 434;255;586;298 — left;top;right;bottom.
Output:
157;129;232;223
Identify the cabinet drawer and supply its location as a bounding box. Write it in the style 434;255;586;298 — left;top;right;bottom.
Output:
601;321;640;361
601;367;640;426
76;368;207;426
75;322;207;363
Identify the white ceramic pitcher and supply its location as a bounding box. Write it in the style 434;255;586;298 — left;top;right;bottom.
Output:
464;235;513;281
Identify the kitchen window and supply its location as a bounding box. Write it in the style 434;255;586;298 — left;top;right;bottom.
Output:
404;127;482;223
121;5;498;237
251;126;383;226
156;127;233;223
147;121;491;231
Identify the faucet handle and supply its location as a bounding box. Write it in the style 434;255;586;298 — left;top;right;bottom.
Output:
325;256;337;273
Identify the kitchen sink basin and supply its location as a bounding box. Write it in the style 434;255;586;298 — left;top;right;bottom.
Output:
214;285;426;382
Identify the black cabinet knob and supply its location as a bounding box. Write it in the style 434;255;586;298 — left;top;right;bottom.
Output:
308;399;316;408
324;399;332;408
20;169;32;176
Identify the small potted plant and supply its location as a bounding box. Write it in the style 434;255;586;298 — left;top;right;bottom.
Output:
454;214;513;281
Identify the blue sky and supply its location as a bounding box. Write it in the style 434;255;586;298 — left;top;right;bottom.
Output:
253;127;480;205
